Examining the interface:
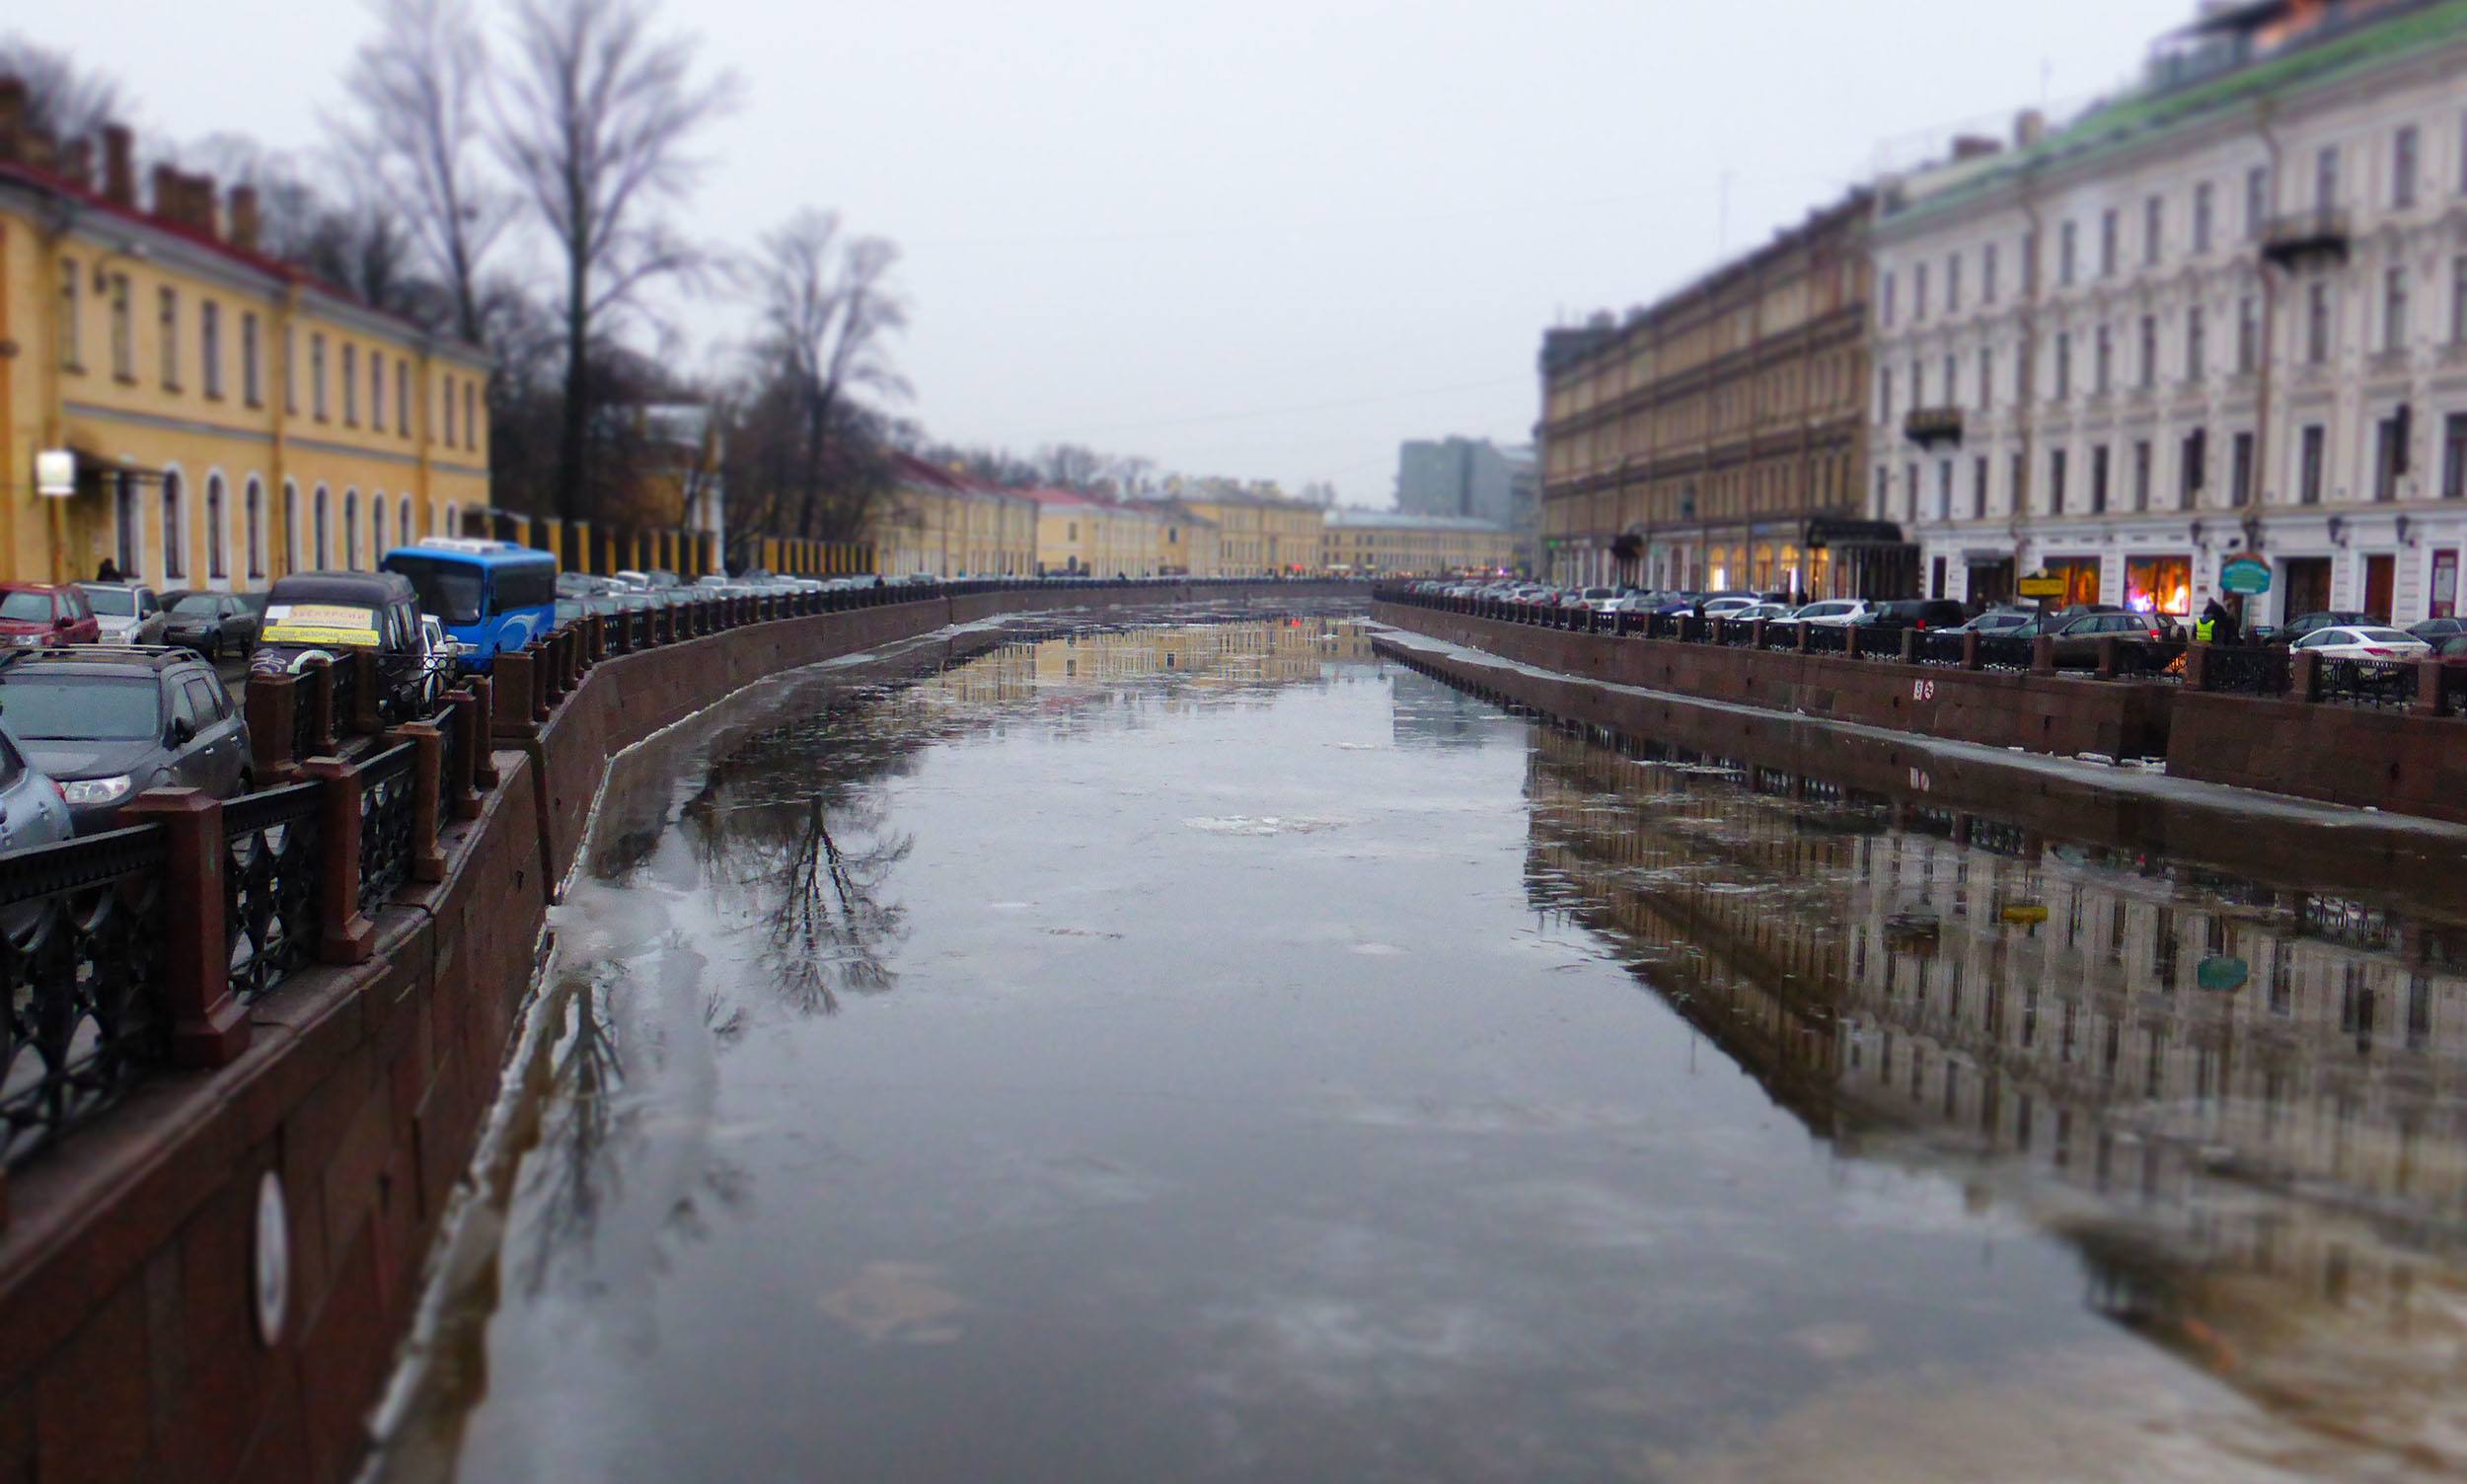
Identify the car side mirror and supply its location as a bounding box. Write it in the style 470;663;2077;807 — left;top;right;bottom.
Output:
170;718;196;746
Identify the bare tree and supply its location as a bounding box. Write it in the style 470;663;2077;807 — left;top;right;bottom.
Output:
339;0;508;346
493;0;731;524
749;209;910;542
1037;443;1105;489
0;35;125;143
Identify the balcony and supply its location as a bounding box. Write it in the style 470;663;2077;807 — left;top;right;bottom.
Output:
1903;406;1965;449
2261;208;2351;268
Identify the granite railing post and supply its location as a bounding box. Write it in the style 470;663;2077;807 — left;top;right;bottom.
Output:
348;649;384;735
2290;648;2322;703
2414;657;2444;716
2183;642;2210;691
1794;622;1811;653
467;675;502;783
1961;631;1981;671
304;654;339;755
245;671;302;781
442;689;483;819
303;757;375;964
491;651;540;740
2095;636;2119;680
1899;629;1920;663
392;721;447;883
2031;635;2057;675
122;789;248;1066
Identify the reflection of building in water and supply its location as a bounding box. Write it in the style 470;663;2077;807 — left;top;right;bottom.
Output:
929;619;1379;700
1520;717;2467;1455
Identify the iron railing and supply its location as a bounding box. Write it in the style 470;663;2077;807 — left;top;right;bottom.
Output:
2315;655;2418;709
2200;645;2289;697
2111;639;2187;681
223;782;323;1002
1912;631;1968;667
1974;634;2036;672
0;824;170;1163
357;743;419;916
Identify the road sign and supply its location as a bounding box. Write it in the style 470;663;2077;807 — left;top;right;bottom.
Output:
2219;556;2272;595
2016;571;2066;599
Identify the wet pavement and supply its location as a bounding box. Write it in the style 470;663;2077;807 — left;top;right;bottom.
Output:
369;610;2467;1483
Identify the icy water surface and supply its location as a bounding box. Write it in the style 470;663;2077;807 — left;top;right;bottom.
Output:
372;612;2467;1483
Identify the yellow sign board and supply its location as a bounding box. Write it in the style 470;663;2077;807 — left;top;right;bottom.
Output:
2015;572;2067;599
261;603;380;647
1999;903;2052;926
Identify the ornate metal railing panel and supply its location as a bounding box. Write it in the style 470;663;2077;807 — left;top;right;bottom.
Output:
2111;639;2188;681
436;697;468;807
1803;624;1847;656
358;743;418;916
0;825;171;1164
1758;622;1799;651
1913;631;1968;667
1713;620;1758;648
1974;634;2036;673
2316;655;2418;709
2201;645;2289;697
328;659;361;735
224;783;324;1002
2439;665;2467;718
290;671;320;760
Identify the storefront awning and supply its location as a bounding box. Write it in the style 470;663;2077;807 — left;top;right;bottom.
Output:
1804;517;1907;548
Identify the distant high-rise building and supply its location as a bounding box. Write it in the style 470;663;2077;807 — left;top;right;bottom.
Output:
1397;437;1520;524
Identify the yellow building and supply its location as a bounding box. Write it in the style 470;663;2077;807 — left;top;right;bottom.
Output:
1149;501;1220;576
868;456;1037;578
1;111;491;590
1166;487;1325;576
1320;508;1518;576
1026;489;1164;577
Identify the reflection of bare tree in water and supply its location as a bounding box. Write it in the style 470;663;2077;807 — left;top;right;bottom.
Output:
760;794;913;1013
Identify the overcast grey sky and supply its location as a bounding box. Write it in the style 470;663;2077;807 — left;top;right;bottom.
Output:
24;0;2181;503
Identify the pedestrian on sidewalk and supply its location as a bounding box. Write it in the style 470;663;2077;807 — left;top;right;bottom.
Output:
95;556;121;583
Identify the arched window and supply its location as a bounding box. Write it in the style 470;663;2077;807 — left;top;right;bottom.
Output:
343;490;360;569
399;495;413;548
246;479;265;579
314;486;332;569
114;474;141;578
373;495;389;559
206;474;228;581
282;482;299;575
444;500;460;538
162;472;186;580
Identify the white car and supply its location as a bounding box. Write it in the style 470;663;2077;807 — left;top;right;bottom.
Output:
1700;595;1762;620
1785;599;1875;627
2290;626;2432;661
1571;586;1623;614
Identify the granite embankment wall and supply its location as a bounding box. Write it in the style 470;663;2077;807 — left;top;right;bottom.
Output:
0;580;1352;1484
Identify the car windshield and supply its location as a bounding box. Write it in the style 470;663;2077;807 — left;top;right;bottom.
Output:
82;588;136;616
0;675;159;740
0;592;52;623
1800;603;1852;618
386;557;486;626
169;594;222;616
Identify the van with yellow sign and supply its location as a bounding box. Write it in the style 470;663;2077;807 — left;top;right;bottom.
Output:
249;571;436;720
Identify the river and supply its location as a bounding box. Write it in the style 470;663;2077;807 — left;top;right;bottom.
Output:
365;607;2467;1483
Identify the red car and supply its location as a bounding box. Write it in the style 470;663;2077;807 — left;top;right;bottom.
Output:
0;583;102;648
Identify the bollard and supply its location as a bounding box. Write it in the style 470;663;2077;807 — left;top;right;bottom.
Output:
1961;631;1981;671
1899;629;1921;664
303;756;376;965
124;789;249;1066
348;649;385;736
304;654;339;755
2031;634;2056;675
2290;648;2322;703
491;651;540;739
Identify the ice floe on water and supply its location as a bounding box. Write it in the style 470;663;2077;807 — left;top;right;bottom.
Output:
1184;815;1348;836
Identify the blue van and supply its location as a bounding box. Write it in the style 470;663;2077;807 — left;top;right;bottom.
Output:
379;538;558;671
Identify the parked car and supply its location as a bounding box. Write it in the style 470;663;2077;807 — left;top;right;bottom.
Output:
1698;593;1762;619
1567;586;1623;614
0;647;249;833
0;723;74;853
160;590;261;661
0;583;101;647
1730;602;1799;623
416;616;463;713
2267;610;2377;645
1855;599;1970;632
2289;626;2432;661
2009;609;2176;667
77;582;169;645
2405;616;2467;644
251;570;432;721
1786;599;1874;627
1945;609;2035;636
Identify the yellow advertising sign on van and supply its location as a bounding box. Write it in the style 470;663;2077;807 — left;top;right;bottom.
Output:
261;603;381;647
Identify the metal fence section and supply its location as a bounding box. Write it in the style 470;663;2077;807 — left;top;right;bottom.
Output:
2315;655;2418;709
2199;646;2289;697
223;783;324;1002
0;825;171;1164
357;743;419;916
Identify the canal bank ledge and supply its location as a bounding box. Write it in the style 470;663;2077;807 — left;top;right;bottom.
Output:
1372;598;2467;829
0;579;1360;1484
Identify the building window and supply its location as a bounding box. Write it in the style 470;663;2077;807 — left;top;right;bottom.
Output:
315;486;332;567
2091;444;2110;513
342;344;358;424
57;258;80;369
399;494;412;547
2395;124;2420;208
443;375;458;445
464;381;478;450
2139;315;2157;389
2055;334;2071;399
2454;256;2467;343
2181;429;2205;505
371;353;385;431
1914;262;1929;320
397;358;411;436
2385;266;2410;353
2193;182;2213;254
312;334;329;419
109;273;132;380
206;475;227;580
2307;282;2331;364
1942;353;1956;405
2049;449;2067;513
200;301;223;399
1909;359;1922;408
159;287;180;389
1978;346;1993;410
242;313;262;406
374;492;391;557
2010;452;2026;514
1946;254;1962;313
2021;230;2038;294
162;472;186;580
2375;412;2408;501
1937;459;1954;521
2187;305;2205;380
114;475;141;577
1882;270;1897;327
1972;456;1988;519
2143;194;2162;265
2127;556;2192;618
2132;439;2152;512
344;490;360;567
246;479;264;579
2300;424;2327;504
2060;221;2077;286
2316;145;2339;210
2238;296;2260;373
2095;325;2113;394
2246;165;2270;239
283;328;298;413
2445;414;2467;498
2232;430;2256;506
2100;208;2118;276
1905;463;1919;524
1982;242;1998;304
1872;467;1887;519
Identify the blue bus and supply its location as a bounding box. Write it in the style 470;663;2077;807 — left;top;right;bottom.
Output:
380;538;558;670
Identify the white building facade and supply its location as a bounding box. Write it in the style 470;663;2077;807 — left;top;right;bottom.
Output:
1870;0;2467;628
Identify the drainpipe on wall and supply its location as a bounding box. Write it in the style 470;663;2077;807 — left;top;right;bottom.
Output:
2252;100;2283;591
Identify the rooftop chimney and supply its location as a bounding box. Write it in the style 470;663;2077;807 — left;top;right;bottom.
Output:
102;124;134;205
1952;134;2001;162
2014;110;2047;150
57;138;92;190
228;185;260;254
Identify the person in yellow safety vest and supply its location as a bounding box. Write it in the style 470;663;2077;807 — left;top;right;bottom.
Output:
2196;598;2225;642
